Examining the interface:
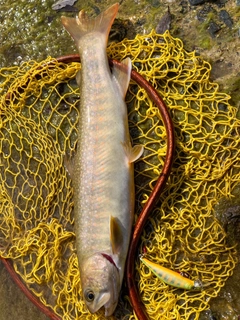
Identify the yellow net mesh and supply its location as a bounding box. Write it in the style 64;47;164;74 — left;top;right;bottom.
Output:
0;30;239;319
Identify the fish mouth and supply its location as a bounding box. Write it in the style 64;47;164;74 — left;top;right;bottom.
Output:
87;292;111;314
86;292;117;317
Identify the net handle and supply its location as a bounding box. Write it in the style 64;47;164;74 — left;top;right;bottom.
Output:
2;55;175;320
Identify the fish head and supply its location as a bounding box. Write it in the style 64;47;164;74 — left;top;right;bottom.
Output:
80;253;120;316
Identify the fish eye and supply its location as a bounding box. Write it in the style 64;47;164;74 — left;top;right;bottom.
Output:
84;290;95;302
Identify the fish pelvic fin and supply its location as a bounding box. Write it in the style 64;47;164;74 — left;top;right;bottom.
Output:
61;3;119;49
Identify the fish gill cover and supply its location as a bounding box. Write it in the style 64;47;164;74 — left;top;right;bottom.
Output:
0;30;239;319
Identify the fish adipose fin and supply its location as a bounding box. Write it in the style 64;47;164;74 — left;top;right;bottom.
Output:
122;142;144;163
112;57;132;98
110;216;123;255
61;3;119;49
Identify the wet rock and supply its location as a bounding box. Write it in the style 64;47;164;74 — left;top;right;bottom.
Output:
208;20;221;37
188;0;207;6
211;59;233;79
189;0;227;7
110;19;136;42
180;0;189;14
218;103;228;112
214;0;228;7
197;4;216;22
53;5;78;12
156;7;172;34
223;206;240;243
52;0;77;10
219;10;233;28
201;310;219;320
0;260;49;320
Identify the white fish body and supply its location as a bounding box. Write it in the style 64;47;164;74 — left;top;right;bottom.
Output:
61;3;143;316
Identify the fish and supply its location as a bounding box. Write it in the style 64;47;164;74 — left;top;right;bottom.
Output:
61;3;143;316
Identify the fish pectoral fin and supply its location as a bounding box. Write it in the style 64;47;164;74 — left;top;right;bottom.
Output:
112;57;132;98
110;216;123;255
122;142;144;163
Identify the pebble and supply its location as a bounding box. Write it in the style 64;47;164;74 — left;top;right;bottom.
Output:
208;21;221;38
52;0;77;10
219;10;233;28
156;7;172;34
197;5;215;23
188;0;207;5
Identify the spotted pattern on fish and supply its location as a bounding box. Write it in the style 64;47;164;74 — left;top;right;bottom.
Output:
61;4;142;316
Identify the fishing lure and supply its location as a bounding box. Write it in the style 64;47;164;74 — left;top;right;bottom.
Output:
140;256;202;290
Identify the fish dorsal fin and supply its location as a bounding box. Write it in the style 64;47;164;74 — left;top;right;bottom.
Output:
110;216;123;255
122;142;144;163
112;57;132;98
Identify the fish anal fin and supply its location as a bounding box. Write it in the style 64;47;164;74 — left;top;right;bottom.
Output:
122;142;144;163
110;216;123;255
112;57;132;98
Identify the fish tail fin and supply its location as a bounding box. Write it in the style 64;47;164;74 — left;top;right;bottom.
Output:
61;3;119;48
